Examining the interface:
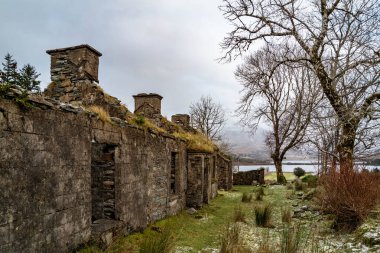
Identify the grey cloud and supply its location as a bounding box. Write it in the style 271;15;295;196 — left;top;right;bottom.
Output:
0;0;259;151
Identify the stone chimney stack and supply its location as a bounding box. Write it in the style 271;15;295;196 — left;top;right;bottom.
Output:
133;93;163;118
45;44;103;104
172;114;190;128
46;44;102;84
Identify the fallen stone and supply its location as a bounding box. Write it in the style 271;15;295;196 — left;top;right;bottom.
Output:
186;208;197;215
59;103;82;113
28;94;54;108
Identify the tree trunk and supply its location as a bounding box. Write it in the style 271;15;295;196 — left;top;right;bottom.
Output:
337;122;357;172
273;158;286;184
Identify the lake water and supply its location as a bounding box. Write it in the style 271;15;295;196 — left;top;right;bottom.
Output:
236;162;379;173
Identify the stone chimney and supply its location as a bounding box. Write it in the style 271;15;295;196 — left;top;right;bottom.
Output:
172;114;190;128
45;44;103;104
46;44;102;84
133;93;163;118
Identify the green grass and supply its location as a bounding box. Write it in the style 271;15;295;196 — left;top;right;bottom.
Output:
78;184;340;253
80;185;380;253
79;186;274;252
95;187;255;252
107;186;293;252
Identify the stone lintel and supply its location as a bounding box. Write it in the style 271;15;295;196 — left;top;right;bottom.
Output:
133;93;163;100
46;44;102;57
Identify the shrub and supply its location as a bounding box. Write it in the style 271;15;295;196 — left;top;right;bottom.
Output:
294;180;304;191
301;175;318;188
76;245;103;253
87;106;111;123
373;168;379;173
232;206;247;223
256;187;265;201
318;168;380;231
241;192;253;203
134;115;145;125
281;207;292;223
0;83;11;97
220;223;250;253
139;230;174;253
254;204;273;227
293;167;305;178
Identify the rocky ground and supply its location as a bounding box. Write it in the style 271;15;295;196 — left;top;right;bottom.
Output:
174;185;380;253
82;184;380;253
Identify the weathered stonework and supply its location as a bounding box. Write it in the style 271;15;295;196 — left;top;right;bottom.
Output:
44;45;128;119
0;44;233;252
186;153;221;208
171;114;190;128
133;93;163;119
46;44;101;83
217;153;233;190
233;169;265;185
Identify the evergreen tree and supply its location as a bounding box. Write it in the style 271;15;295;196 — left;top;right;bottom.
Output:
1;53;18;85
18;64;41;92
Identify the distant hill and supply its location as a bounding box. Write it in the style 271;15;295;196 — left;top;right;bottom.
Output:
222;126;315;162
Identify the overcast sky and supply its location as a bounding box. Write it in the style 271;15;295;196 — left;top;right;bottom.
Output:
1;0;263;148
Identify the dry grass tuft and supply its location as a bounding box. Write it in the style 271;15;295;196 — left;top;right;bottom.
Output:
242;192;253;203
254;203;273;228
220;223;250;253
255;187;265;201
87;105;111;123
139;230;174;253
173;131;215;153
232;206;247;223
281;207;292;223
127;114;166;134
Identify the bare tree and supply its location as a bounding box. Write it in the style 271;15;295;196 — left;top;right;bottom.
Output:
220;0;380;171
306;96;380;172
305;101;340;173
190;96;226;141
236;46;321;183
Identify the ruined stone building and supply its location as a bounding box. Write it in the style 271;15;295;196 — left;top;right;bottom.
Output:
0;45;232;252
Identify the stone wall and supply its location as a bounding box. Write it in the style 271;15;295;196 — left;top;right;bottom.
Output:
0;44;233;252
187;152;231;208
0;99;92;252
233;169;265;185
217;154;233;190
0;98;188;252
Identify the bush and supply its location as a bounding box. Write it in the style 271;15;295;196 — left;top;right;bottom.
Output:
241;192;253;203
220;223;250;253
294;180;305;191
293;167;305;178
139;230;174;253
301;174;318;187
232;206;247;223
134;115;145;125
254;204;273;227
318;169;380;231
